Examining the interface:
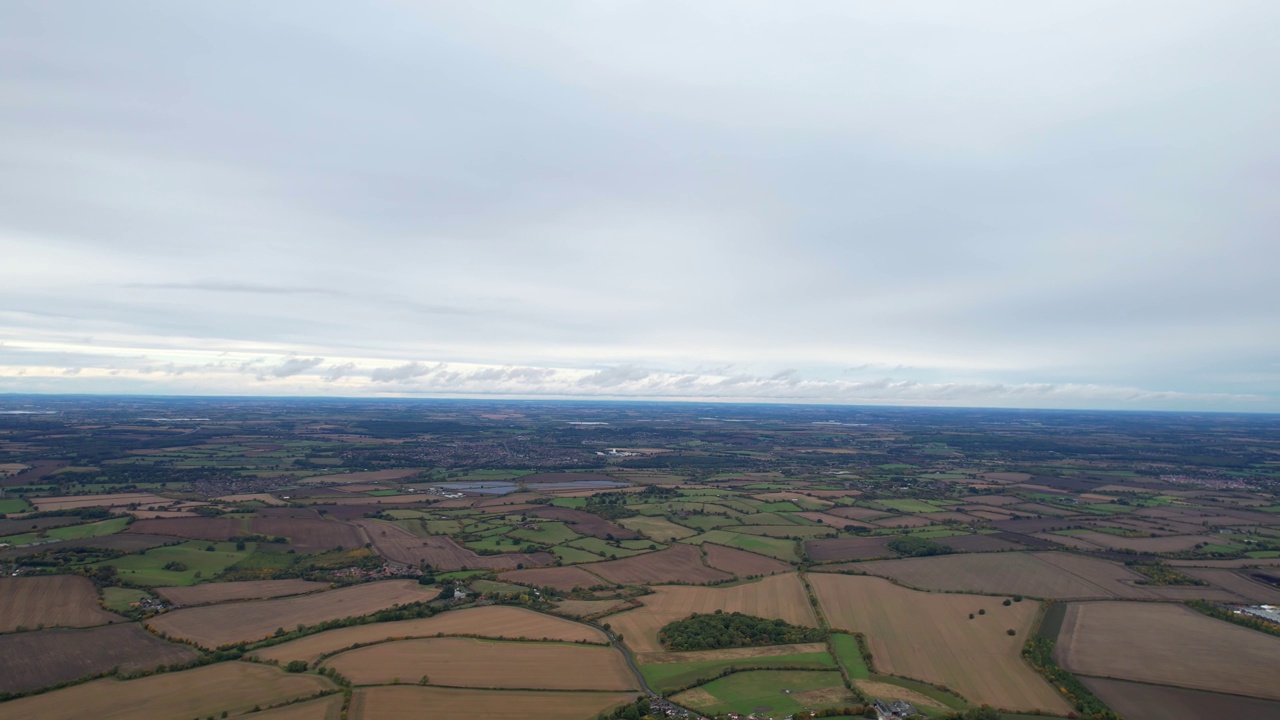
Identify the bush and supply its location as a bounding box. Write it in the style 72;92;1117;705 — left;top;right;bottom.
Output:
285;660;309;673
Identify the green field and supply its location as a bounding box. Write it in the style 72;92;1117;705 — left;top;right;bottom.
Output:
641;650;836;694
0;498;33;514
617;516;697;542
509;521;580;545
96;540;254;586
549;497;587;508
829;633;869;680
101;586;154;612
676;669;849;715
567;537;646;558
552;545;603;564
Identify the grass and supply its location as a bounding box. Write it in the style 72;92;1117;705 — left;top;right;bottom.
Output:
550;497;588;508
96;540;255;586
552;545;604;564
101;586;154;612
469;579;530;595
678;669;848;715
509;522;581;545
0;498;32;514
830;633;869;680
753;502;804;513
641;650;836;694
865;673;970;711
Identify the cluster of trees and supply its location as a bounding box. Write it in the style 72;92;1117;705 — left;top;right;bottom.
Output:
886;536;951;557
658;610;826;651
584;492;639;521
1128;561;1208;586
595;697;650;720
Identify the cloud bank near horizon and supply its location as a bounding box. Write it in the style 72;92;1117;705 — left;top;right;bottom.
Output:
2;2;1278;410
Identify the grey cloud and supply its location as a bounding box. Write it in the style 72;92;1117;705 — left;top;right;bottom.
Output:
266;356;325;378
323;362;357;382
370;362;441;383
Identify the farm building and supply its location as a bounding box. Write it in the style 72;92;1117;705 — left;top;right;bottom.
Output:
874;699;922;719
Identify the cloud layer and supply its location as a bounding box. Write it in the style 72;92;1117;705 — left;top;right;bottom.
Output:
1;2;1278;410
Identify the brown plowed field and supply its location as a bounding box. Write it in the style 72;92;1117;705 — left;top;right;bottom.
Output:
1066;532;1207;553
602;573;818;653
1056;601;1280;700
589;543;730;585
251;695;343;720
809;574;1068;713
157;579;330;606
842;552;1156;600
805;536;895;562
0;575;120;631
325;637;636;690
528;507;638;539
0;623;198;693
1181;568;1280;604
500;566;605;591
703;543;791;576
249;517;367;552
127;516;243;540
1081;677;1280;720
349;686;636;720
253;605;607;665
0;661;333;720
149;580;440;648
353;519;553;570
938;534;1026;553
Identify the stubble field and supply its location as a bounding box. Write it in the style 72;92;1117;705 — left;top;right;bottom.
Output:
348;686;637;720
0;575;120;631
0;623;199;693
588;543;731;585
808;573;1068;713
156;579;330;606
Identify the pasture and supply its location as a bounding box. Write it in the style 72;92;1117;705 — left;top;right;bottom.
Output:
96;540;252;586
253;605;607;665
637;643;835;694
671;669;853;716
148;580;439;648
808;574;1068;713
0;662;333;720
0;575;119;632
618;515;698;541
0;623;198;693
324;637;635;690
348;686;636;720
1056;601;1280;700
603;573;818;653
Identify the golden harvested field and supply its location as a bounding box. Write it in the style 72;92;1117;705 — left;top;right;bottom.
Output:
618;515;697;542
553;599;634;618
349;686;637;720
703;543;791;576
603;573;818;653
251;695;343;720
637;642;828;665
589;543;731;585
30;493;176;511
149;580;439;648
324;637;636;690
0;575;120;631
157;579;330;606
809;574;1068;713
1056;601;1280;700
253;605;607;665
0;661;333;720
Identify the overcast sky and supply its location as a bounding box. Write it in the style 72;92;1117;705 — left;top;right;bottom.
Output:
2;1;1278;411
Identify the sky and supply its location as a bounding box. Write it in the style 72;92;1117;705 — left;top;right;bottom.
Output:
1;1;1278;411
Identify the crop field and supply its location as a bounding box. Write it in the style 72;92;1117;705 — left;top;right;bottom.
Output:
348;686;637;720
127;516;243;540
589;543;731;585
353;519;553;570
251;695;343;720
0;623;199;693
552;599;633;618
249;517;367;552
1080;677;1280;720
805;536;895;562
1181;567;1280;604
843;551;1148;600
618;515;697;541
0;661;333;720
684;531;800;561
703;543;791;576
29;493;176;512
809;574;1068;713
1056;601;1280;699
97;540;252;586
529;507;639;539
156;579;329;606
0;575;120;631
299;469;426;484
253;605;607;665
637;643;835;693
149;580;440;648
499;566;605;591
603;573;818;653
324;637;636;690
1061;531;1206;553
671;669;853;716
938;534;1026;553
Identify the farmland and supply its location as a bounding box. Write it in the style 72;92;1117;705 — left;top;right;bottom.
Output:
0;662;333;720
671;669;854;716
348;686;637;720
809;573;1069;713
324;637;636;690
637;643;836;693
1080;677;1280;720
156;579;329;606
0;623;198;693
1055;601;1280;699
589;543;731;585
253;605;607;665
603;573;818;653
0;575;120;632
148;580;440;648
